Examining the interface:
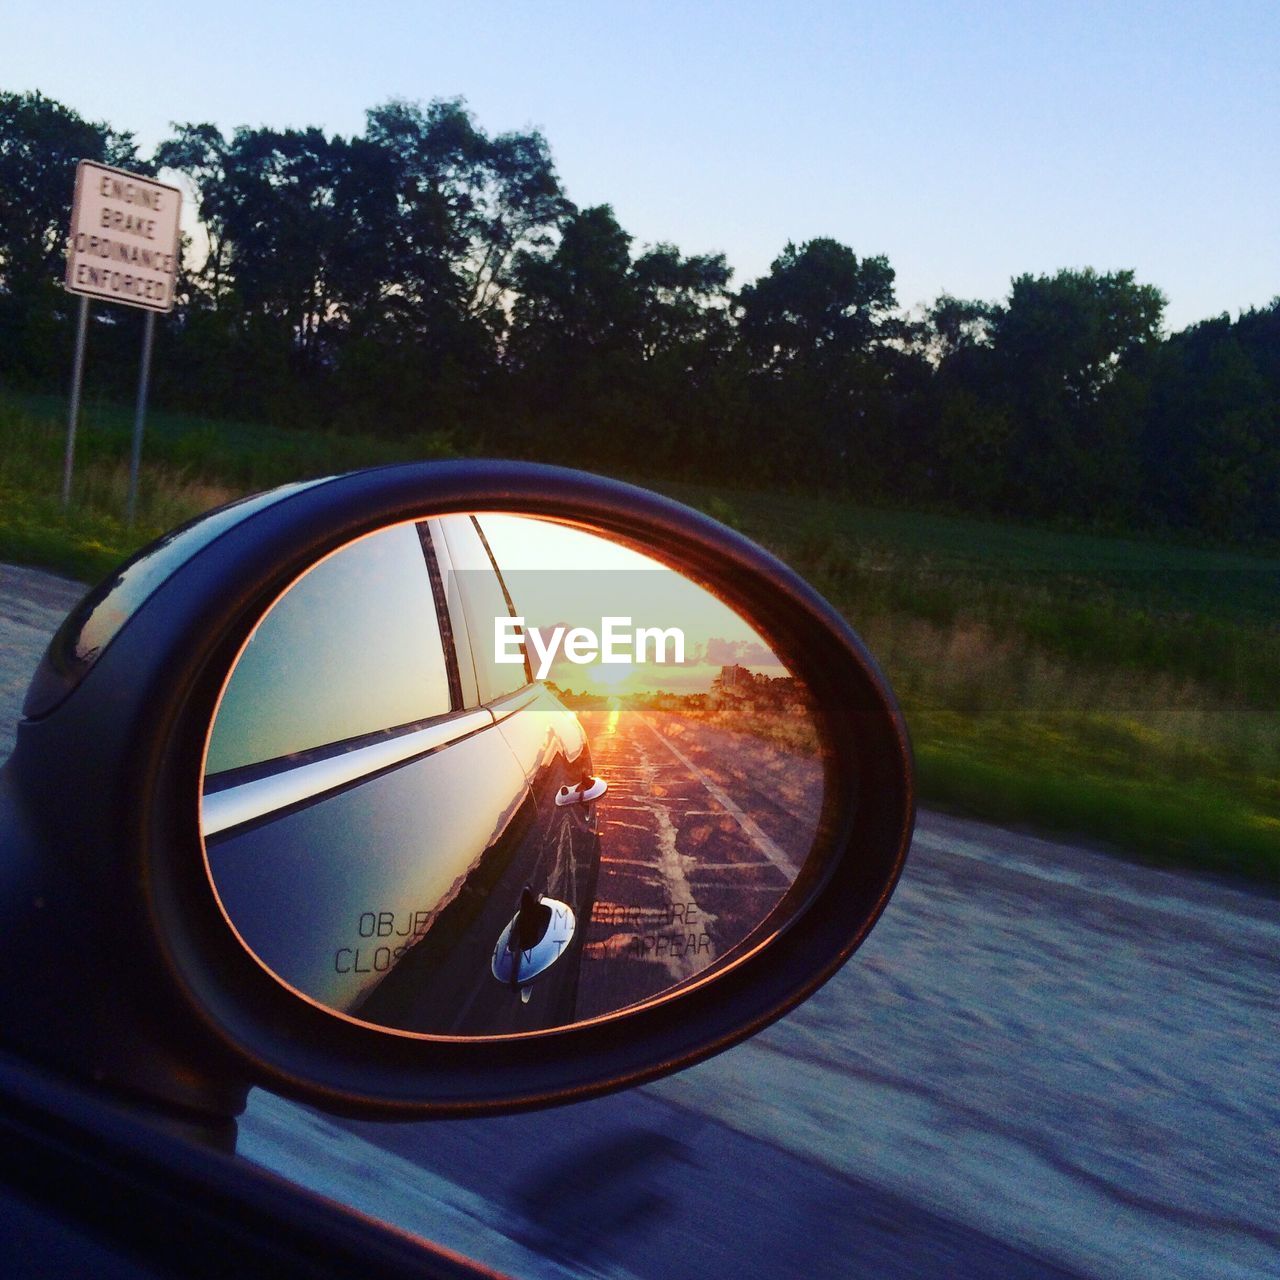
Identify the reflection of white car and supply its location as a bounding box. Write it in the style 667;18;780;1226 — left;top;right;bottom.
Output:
201;514;603;1035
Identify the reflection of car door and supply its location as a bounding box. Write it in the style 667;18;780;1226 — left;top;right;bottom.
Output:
201;517;600;1036
482;684;601;1026
400;515;601;1032
201;521;530;1026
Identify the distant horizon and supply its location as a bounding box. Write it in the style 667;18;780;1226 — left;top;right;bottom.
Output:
476;516;789;698
4;0;1275;332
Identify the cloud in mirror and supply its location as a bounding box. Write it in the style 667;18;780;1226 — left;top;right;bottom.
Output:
200;513;826;1036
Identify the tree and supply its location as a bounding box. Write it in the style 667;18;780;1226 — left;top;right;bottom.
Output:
509;204;640;366
737;238;898;370
219;126;352;364
0;91;143;386
922;293;994;364
991;268;1165;405
0;90;140;298
986;268;1167;514
729;240;905;488
1144;304;1280;540
631;244;732;360
155;123;233;305
364;98;569;336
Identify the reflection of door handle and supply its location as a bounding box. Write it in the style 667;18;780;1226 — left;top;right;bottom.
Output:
492;888;576;1003
555;775;607;807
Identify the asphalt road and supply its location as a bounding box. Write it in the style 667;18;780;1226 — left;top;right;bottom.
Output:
571;703;817;1019
2;563;1277;1279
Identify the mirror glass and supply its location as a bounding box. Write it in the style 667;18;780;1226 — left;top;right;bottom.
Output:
200;513;827;1036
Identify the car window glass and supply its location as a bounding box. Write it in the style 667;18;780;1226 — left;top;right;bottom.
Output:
438;515;530;704
205;522;452;774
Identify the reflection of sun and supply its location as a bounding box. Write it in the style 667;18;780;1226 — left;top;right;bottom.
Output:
583;662;630;691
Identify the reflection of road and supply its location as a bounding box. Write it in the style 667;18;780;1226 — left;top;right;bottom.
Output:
361;696;816;1032
574;703;819;1021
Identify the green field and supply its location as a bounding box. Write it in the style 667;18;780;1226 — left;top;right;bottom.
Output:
3;389;1277;885
0;390;456;579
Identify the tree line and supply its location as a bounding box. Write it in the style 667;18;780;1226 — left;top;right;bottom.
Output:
1;89;1276;543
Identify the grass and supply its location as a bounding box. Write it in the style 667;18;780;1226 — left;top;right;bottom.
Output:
661;486;1280;884
2;388;1277;886
0;390;455;580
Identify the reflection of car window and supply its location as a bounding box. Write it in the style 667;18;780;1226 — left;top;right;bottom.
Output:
439;515;531;704
205;523;452;774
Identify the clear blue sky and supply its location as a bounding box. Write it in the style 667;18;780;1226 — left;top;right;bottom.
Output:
6;0;1276;330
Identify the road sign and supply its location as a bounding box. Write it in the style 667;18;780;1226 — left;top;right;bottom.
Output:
61;161;182;520
64;161;182;313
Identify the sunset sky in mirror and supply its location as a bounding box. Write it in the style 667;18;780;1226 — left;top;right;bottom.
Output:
477;514;787;696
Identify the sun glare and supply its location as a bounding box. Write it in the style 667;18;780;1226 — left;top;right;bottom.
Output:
582;661;632;691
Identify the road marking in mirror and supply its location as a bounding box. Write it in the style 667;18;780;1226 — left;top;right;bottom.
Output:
638;715;800;878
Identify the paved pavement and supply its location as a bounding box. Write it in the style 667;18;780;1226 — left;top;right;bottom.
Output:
3;562;1277;1279
0;562;85;761
268;812;1277;1280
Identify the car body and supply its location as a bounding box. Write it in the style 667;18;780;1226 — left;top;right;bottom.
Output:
200;513;603;1035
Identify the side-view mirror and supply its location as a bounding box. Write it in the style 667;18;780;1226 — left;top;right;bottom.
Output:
0;462;913;1126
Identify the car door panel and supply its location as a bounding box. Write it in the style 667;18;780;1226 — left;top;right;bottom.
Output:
202;519;604;1036
204;715;530;1016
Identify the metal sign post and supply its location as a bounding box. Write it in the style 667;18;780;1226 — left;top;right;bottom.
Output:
62;161;181;518
61;294;90;508
126;310;156;527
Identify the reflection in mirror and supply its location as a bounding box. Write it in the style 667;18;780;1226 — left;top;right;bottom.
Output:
200;514;826;1037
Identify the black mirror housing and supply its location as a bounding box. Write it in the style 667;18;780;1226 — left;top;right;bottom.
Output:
0;462;913;1124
